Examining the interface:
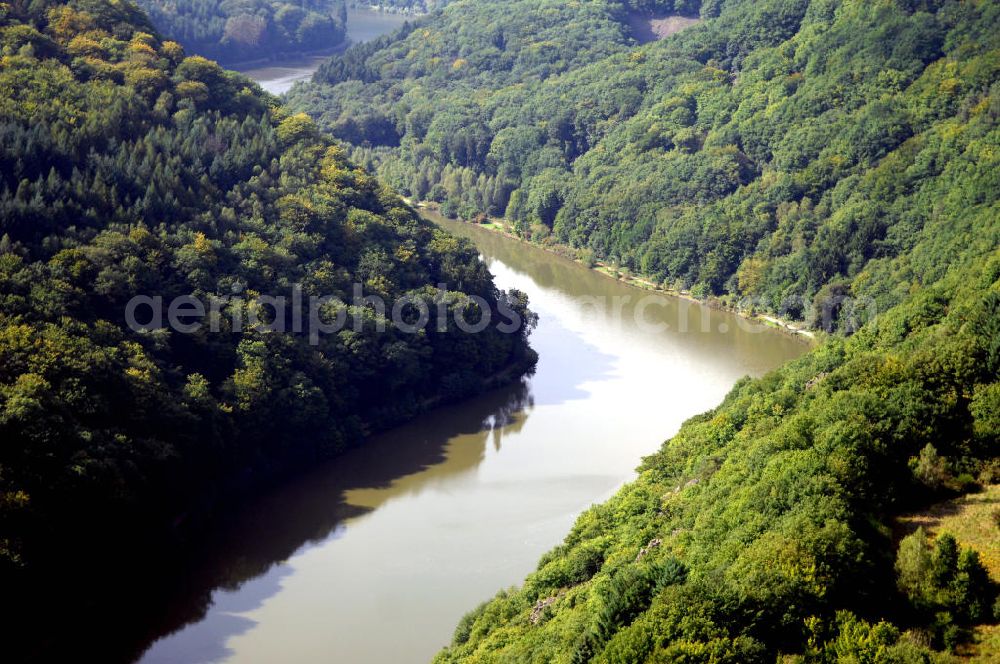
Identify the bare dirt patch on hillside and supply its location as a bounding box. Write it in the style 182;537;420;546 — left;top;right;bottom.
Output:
626;13;701;44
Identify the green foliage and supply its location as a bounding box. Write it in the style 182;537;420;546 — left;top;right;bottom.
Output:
2;0;998;662
300;0;999;660
896;528;940;609
135;0;348;64
909;444;951;491
428;114;1000;664
291;0;1000;332
432;252;1000;663
0;0;535;635
895;528;997;649
823;612;905;663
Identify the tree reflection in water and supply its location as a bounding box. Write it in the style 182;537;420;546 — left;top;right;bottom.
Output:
131;378;535;664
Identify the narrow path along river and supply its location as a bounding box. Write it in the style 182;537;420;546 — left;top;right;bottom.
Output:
135;211;806;664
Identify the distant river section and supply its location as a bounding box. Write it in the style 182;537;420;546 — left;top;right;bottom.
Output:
237;7;410;95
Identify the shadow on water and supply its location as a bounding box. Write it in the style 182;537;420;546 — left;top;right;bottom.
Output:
133;319;615;663
91;211;803;664
132;380;535;662
84;213;799;664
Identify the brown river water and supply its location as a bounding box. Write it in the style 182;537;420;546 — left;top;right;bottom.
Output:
134;209;806;663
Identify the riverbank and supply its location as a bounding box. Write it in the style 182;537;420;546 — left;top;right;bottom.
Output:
228;4;420;70
127;192;806;664
237;6;412;94
12;344;537;664
228;44;348;72
409;200;817;343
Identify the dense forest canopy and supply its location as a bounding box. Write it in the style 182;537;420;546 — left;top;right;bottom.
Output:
290;0;999;331
286;0;1000;660
134;0;348;63
0;0;997;660
0;0;535;655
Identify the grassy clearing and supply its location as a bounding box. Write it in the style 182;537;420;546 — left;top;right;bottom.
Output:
899;485;1000;662
956;623;1000;662
898;485;1000;582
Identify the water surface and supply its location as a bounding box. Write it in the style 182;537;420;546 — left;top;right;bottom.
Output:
239;8;410;94
136;212;806;663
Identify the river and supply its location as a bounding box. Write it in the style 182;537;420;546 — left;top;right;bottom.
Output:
237;8;411;95
133;209;806;663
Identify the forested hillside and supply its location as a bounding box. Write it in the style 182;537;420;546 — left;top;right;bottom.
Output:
0;0;534;656
135;0;348;64
438;248;1000;661
291;0;999;331
286;0;1000;660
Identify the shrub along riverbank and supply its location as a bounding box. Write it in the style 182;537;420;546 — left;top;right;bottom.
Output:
285;0;1000;659
0;1;536;659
